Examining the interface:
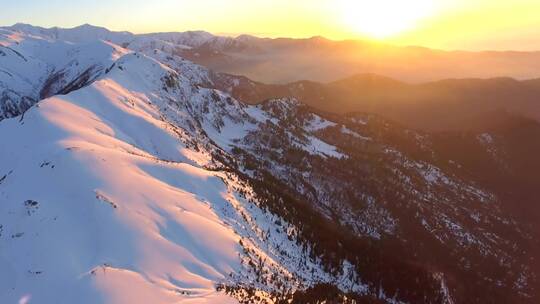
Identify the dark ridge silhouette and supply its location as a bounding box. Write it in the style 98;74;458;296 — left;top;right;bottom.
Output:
221;73;540;131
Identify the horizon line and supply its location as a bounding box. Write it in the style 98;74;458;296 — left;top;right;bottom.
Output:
4;22;540;54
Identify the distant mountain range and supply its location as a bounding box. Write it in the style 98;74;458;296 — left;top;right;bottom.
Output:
6;23;540;84
0;24;539;303
222;73;540;131
4;23;540;133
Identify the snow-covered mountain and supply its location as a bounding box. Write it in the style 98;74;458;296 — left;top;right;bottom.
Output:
0;27;128;120
7;23;133;44
0;25;253;122
8;23;540;84
0;24;539;304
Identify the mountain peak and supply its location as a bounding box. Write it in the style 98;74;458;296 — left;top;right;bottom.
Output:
8;23;47;32
72;23;105;31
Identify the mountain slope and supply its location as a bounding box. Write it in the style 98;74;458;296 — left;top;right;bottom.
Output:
0;51;370;304
0;28;128;120
0;52;242;303
165;36;540;84
214;73;540;131
0;25;538;304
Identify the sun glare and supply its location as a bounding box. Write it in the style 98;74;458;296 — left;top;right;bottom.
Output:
339;0;438;39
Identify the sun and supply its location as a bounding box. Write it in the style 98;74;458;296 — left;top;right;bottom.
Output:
339;0;437;39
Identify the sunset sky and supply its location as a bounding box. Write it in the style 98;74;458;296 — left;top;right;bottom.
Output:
3;0;540;51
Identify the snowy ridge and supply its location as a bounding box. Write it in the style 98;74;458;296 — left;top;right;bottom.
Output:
0;51;365;303
3;24;246;54
0;28;128;120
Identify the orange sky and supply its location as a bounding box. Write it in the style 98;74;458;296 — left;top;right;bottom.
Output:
4;0;540;51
